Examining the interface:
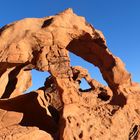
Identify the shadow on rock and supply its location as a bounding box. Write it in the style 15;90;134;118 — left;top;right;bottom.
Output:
0;92;58;136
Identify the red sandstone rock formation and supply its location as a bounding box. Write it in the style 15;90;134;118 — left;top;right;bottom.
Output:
0;8;140;140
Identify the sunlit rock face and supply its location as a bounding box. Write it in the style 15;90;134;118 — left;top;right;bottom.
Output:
0;8;140;140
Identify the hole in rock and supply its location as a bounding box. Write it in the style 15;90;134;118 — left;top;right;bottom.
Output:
129;124;139;140
79;78;92;92
25;69;50;93
97;91;110;101
79;131;83;138
42;18;53;28
69;52;107;87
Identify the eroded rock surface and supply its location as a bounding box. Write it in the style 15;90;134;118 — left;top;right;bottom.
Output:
0;8;140;140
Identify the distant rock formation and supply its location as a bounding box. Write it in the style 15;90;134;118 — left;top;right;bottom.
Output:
0;8;140;140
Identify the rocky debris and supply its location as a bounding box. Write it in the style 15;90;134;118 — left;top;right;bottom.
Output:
0;8;140;140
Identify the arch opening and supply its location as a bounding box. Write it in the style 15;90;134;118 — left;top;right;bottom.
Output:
25;69;50;93
69;52;107;87
79;78;92;92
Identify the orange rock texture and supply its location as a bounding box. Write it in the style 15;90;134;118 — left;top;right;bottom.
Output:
0;8;140;140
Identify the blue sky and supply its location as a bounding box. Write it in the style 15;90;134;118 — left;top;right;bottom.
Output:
0;0;139;91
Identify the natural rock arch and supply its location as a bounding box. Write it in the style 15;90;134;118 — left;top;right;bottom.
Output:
0;8;140;140
0;8;131;101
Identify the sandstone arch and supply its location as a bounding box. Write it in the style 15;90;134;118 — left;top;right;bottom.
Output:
0;8;131;100
0;9;140;140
